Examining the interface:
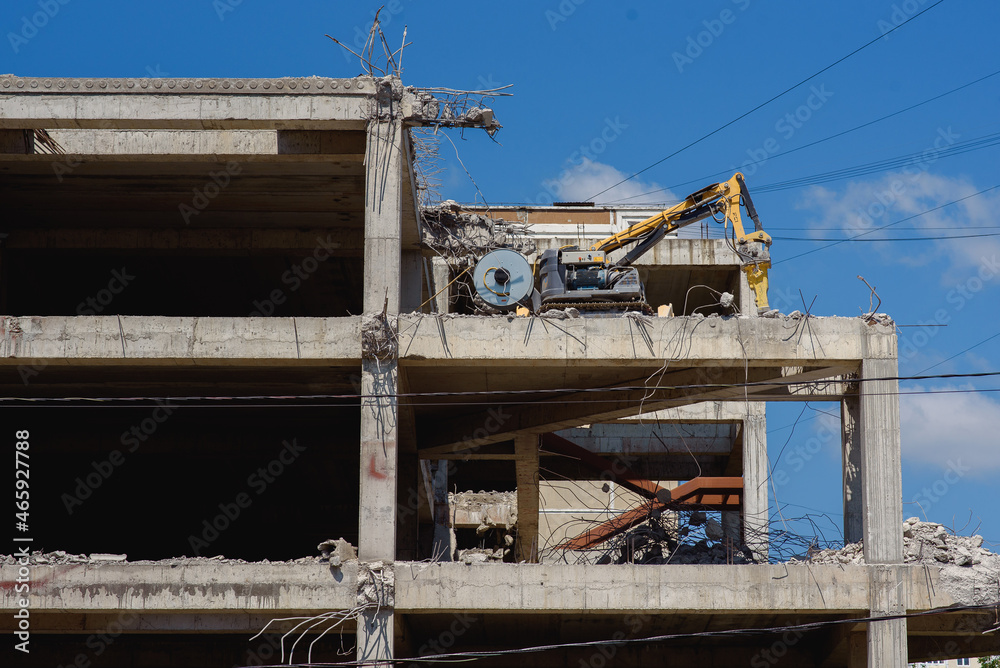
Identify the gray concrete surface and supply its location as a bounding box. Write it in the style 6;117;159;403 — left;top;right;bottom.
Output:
0;315;361;363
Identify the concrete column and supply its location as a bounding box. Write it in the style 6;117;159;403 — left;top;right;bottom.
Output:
514;434;540;563
400;250;423;313
431;256;451;315
738;270;756;316
742;408;769;562
431;460;454;560
847;631;867;668
867;565;906;668
721;511;741;554
396;452;419;561
842;393;863;544
859;357;903;563
0;244;6;314
860;348;905;667
357;120;403;666
357;609;393;667
0;130;31;153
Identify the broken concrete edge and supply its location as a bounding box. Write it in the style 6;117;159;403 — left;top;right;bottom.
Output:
0;74;379;95
0;74;501;134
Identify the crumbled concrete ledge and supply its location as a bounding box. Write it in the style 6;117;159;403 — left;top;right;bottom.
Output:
796;519;1000;605
0;550;329;566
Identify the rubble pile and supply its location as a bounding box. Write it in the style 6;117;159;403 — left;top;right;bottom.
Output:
588;511;754;565
449;490;517;533
802;519;997;568
0;551;326;566
456;547;506;564
421;201;534;261
799;519;1000;605
357;560;395;607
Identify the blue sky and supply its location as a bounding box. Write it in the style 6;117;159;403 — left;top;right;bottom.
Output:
4;0;999;551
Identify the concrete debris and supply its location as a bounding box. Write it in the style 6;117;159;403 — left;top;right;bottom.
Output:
457;547;507;564
541;308;582;320
624;311;653;325
2;550;90;565
865;312;894;326
719;291;735;309
1;551;331;566
318;538;358;567
582;512;754;566
666;540;754;565
788;310;803;319
761;309;781;318
421;204;535;261
361;312;398;362
89;553;127;562
798;519;1000;605
704;519;724;542
449;491;517;531
407;89;503;136
357;560;395;607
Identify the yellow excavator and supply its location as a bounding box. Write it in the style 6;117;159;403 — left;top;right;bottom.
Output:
537;172;772;314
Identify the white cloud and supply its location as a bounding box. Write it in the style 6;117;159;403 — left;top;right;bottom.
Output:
544;158;676;205
900;384;1000;474
796;171;1000;279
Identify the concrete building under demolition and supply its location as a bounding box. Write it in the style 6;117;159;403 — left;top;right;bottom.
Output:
1;74;999;667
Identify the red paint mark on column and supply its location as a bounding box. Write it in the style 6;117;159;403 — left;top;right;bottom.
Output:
369;454;388;480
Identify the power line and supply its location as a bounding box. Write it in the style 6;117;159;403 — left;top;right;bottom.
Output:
774;232;1000;242
750;131;1000;193
774;183;1000;264
2;372;998;406
586;0;946;201
603;66;1000;204
3;387;1000;409
769;225;1000;230
919;330;1000;374
245;601;999;666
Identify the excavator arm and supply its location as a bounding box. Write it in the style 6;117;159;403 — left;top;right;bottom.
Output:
589;172;773;312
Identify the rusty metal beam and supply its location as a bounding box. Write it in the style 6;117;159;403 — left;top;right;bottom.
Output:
540;433;664;500
555;477;744;550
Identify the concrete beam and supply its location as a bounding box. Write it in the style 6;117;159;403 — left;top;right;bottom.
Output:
625;402;760;422
398;315;879;366
554;422;738;455
0;562;961;616
0;77;375;130
393;563;955;615
0;562;359;612
0;612;357;633
0;315;361;364
42;128;366;156
3;228;364;253
419;365;852;453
